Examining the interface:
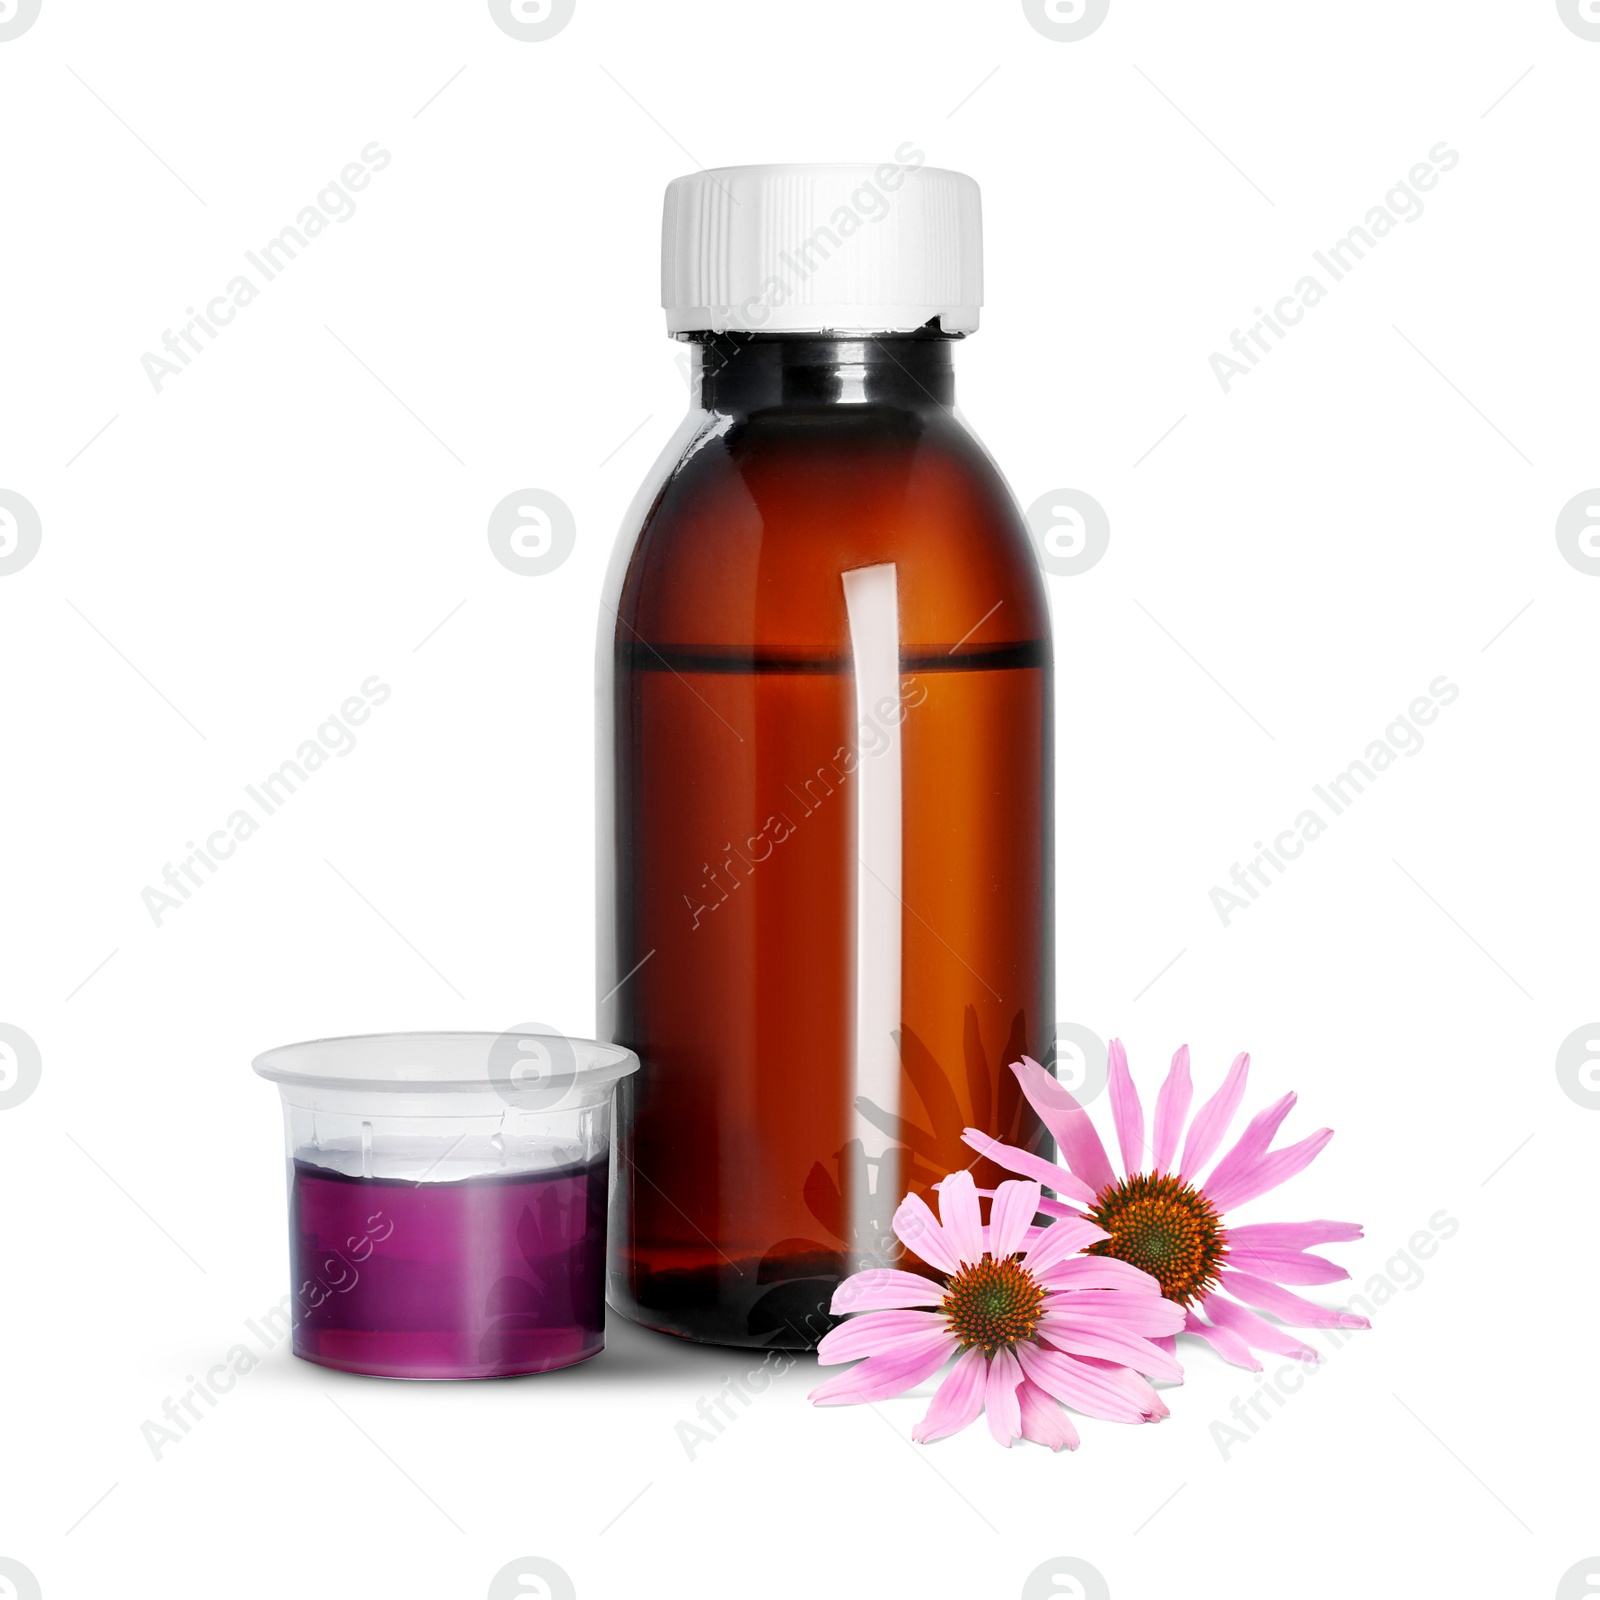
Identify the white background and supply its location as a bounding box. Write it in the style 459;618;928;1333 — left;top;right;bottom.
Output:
2;2;1597;1597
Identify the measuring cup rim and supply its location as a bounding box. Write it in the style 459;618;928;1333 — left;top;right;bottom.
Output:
251;1030;640;1094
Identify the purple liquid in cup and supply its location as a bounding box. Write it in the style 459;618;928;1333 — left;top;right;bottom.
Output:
290;1153;608;1379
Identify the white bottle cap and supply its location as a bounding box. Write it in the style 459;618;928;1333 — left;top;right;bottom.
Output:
661;160;983;337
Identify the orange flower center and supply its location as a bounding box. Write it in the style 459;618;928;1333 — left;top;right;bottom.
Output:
1087;1172;1225;1305
940;1255;1046;1355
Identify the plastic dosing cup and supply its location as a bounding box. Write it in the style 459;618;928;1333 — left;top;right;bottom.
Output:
253;1031;639;1380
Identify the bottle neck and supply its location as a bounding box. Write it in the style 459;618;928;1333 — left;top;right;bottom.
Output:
689;333;957;413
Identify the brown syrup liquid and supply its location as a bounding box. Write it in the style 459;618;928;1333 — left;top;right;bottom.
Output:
605;338;1053;1347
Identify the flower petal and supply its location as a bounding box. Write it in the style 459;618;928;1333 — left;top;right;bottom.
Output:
1151;1044;1193;1175
1222;1242;1349;1286
1017;1378;1079;1451
808;1330;959;1405
962;1128;1096;1204
816;1310;949;1365
1020;1212;1110;1274
911;1345;988;1444
1038;1314;1184;1381
1178;1051;1249;1180
1037;1256;1167;1293
988;1179;1042;1260
937;1170;985;1267
893;1192;961;1275
984;1346;1023;1447
1043;1288;1186;1338
1076;1355;1171;1419
1106;1038;1146;1176
1202;1292;1320;1361
1016;1343;1165;1423
1203;1091;1297;1194
1181;1307;1262;1371
1216;1270;1370;1330
1011;1057;1117;1196
831;1268;946;1314
1206;1129;1334;1212
1225;1220;1363;1251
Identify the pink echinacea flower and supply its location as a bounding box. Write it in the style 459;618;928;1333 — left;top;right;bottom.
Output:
809;1170;1184;1448
964;1043;1369;1371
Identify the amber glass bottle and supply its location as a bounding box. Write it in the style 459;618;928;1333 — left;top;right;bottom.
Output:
598;165;1051;1347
